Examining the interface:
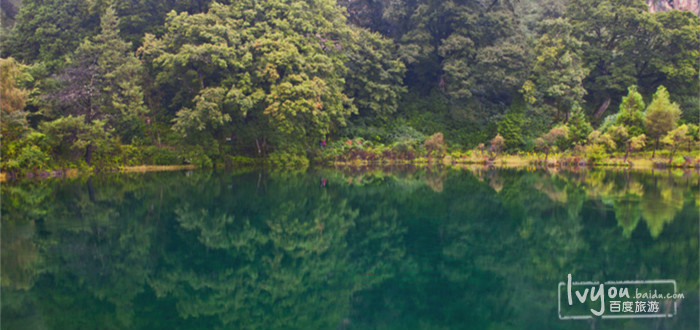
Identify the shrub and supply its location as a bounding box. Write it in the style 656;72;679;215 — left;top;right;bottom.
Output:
424;132;446;158
142;146;179;165
40;115;113;165
180;146;213;168
490;134;505;154
223;155;258;167
586;144;607;163
7;145;50;172
267;150;309;168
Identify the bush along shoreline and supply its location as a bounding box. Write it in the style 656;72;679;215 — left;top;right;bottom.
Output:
3;0;700;184
4;129;698;182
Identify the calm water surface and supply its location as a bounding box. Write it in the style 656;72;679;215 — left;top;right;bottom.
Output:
2;167;698;329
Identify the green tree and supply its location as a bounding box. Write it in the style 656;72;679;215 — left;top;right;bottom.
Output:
685;123;699;152
39;115;113;166
142;1;359;151
644;86;681;158
566;102;592;146
624;134;646;161
662;124;689;163
1;0;98;69
435;2;529;107
650;10;700;113
521;18;587;122
567;0;699;118
607;124;629;153
385;0;529;125
0;57;30;142
615;86;646;136
111;0;223;48
343;28;406;120
497;110;524;151
587;130;616;155
49;7;147;143
535;125;569;161
566;0;652;115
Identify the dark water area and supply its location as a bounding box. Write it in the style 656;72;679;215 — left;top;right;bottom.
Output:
1;167;698;330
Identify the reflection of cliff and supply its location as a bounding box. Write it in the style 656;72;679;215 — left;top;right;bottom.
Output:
647;0;700;15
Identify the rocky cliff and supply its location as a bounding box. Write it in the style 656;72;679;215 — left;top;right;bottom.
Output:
646;0;700;15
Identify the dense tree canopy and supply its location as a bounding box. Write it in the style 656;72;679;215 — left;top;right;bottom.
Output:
1;0;98;68
0;0;698;168
49;7;147;138
139;0;404;153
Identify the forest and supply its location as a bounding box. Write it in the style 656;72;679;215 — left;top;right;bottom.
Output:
1;0;699;172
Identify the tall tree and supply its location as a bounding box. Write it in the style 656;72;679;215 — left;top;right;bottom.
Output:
615;85;646;136
566;0;699;117
644;85;680;158
142;0;401;151
497;110;524;151
343;28;406;120
372;0;530;126
521;18;587;122
0;57;31;157
435;1;529;109
652;10;700;122
566;0;653;116
0;58;30;136
49;7;147;158
1;0;98;69
567;102;592;146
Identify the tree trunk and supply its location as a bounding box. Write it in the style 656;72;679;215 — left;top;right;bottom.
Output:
594;98;611;118
624;142;630;162
651;138;659;159
87;177;95;203
669;146;677;164
85;143;93;166
153;115;161;147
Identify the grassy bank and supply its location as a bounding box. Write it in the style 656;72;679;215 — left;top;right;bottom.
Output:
323;144;700;171
2;145;698;183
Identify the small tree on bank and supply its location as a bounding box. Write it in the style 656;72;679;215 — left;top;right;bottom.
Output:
662;124;689;163
535;126;569;162
644;86;681;159
686;124;699;152
497;111;524;151
490;134;505;156
567;102;592;146
424;132;445;158
625;134;646;161
616;85;646;136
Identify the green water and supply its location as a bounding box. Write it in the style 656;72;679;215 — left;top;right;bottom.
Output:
1;168;698;330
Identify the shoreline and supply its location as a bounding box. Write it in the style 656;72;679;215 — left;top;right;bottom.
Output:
3;155;698;183
328;154;699;171
0;165;198;183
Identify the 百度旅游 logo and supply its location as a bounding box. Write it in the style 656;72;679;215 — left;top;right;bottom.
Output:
558;273;684;319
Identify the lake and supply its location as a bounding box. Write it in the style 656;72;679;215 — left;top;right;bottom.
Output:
1;167;698;329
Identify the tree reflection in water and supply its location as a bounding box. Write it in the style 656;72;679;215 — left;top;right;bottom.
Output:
1;168;698;329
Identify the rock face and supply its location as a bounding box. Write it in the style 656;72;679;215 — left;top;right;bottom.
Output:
646;0;700;15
